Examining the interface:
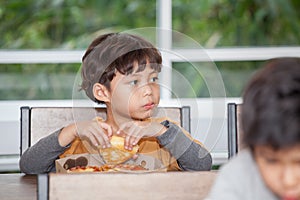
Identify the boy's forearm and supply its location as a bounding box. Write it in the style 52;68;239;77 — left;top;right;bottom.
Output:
19;130;68;174
58;123;77;147
157;120;212;171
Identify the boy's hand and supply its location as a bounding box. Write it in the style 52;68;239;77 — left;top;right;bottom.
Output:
117;120;167;150
75;120;113;148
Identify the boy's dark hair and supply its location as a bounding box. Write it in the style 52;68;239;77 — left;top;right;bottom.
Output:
80;33;162;103
242;57;300;150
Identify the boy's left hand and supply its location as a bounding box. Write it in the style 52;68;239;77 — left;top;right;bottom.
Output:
117;120;167;150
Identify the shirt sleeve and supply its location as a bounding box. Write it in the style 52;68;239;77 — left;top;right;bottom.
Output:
19;129;69;174
157;120;212;171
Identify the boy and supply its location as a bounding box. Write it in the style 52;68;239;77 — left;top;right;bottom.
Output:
207;57;300;200
19;32;212;174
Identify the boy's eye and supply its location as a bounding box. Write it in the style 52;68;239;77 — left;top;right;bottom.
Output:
150;77;159;83
129;80;138;85
264;157;279;164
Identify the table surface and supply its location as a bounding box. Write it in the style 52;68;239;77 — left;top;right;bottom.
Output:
0;171;217;200
0;173;36;200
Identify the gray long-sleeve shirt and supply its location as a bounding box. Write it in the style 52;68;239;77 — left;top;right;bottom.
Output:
19;120;212;174
206;149;278;200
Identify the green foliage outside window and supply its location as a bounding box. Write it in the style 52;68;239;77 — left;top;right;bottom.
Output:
0;0;299;100
172;0;300;47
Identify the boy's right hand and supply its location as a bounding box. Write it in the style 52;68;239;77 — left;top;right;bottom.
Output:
59;120;113;148
76;120;113;148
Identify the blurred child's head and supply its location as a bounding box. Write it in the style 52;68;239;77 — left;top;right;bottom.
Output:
80;33;162;104
241;57;300;199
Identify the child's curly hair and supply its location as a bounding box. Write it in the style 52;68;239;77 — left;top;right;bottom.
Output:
80;33;162;104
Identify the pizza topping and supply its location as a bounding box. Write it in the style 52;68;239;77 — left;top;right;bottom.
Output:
114;164;147;171
67;166;102;172
67;164;148;173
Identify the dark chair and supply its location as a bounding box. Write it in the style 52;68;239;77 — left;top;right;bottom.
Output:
227;103;243;159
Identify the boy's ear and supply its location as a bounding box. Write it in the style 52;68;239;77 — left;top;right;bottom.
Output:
93;83;110;103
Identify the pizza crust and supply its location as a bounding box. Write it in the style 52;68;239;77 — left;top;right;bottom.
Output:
99;136;139;165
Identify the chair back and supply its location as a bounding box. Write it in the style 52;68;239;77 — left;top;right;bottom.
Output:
20;106;191;155
227;103;243;159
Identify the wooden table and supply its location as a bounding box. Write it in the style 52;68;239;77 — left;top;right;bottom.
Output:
0;173;36;200
0;171;217;200
47;171;217;200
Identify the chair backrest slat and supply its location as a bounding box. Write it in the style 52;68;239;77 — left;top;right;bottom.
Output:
20;106;190;156
227;103;243;159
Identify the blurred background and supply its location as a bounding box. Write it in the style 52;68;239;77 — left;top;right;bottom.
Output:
0;0;300;171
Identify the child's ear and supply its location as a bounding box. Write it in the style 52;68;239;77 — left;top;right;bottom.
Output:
93;83;110;103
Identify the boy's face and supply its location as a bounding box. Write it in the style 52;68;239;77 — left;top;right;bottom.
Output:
108;62;160;121
254;145;300;200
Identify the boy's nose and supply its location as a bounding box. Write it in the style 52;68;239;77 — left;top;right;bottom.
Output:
282;166;297;189
142;84;152;96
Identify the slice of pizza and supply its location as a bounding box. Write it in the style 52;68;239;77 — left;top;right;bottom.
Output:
113;164;147;171
67;166;102;173
98;136;139;165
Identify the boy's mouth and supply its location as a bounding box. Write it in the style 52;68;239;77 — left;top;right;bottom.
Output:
143;102;155;110
283;194;298;200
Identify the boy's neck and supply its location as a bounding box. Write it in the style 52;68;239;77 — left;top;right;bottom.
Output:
105;106;132;134
105;106;151;135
